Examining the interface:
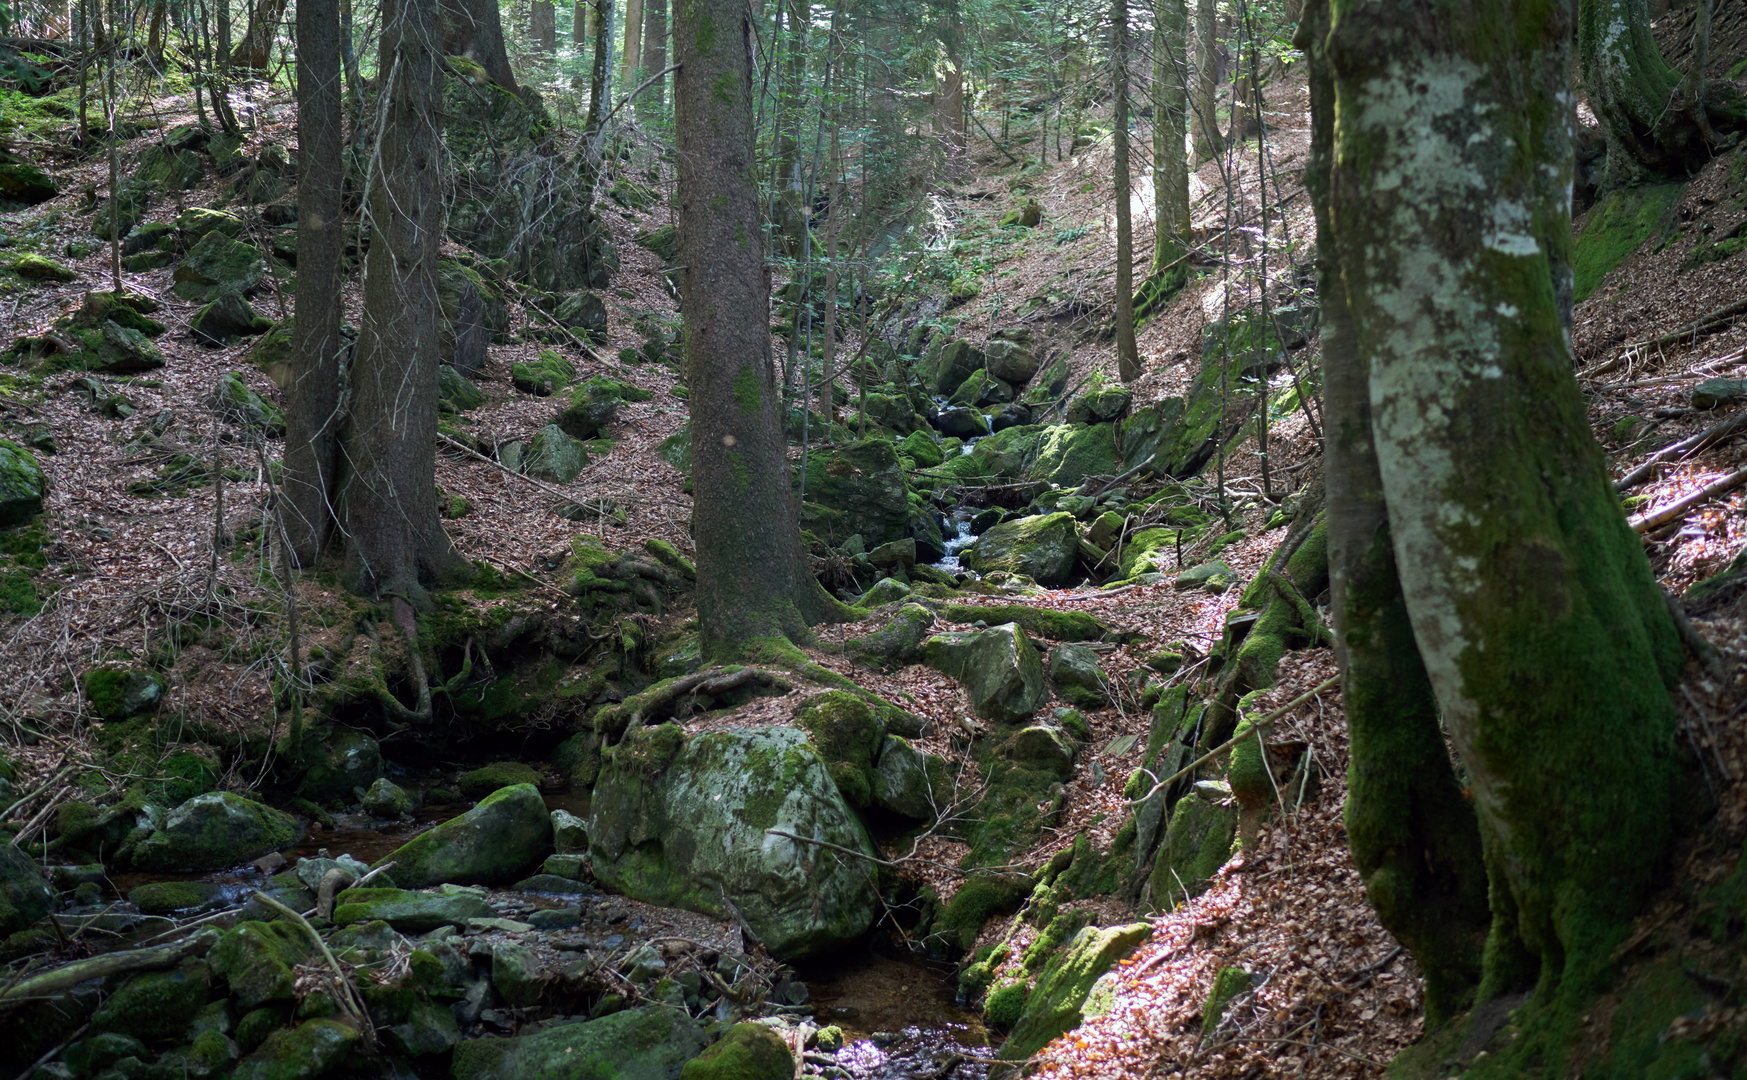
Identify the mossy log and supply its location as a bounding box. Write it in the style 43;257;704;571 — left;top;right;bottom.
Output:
0;930;218;1010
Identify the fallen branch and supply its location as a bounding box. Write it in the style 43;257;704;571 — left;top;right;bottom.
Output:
0;930;219;1010
1628;466;1747;531
251;892;376;1049
1589;296;1747;378
1615;410;1747;491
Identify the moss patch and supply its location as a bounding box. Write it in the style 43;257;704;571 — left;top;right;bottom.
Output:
1574;182;1685;302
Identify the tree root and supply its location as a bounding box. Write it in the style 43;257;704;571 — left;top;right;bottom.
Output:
594;666;793;740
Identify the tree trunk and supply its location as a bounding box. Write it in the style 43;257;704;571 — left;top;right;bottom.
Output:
619;0;643;88
638;0;666;112
675;0;834;660
284;0;345;566
531;0;556;52
573;0;586;44
774;0;808;257
585;0;614;134
1577;0;1740;184
342;0;469;602
1146;0;1189;308
936;4;965;169
439;0;519;93
1111;0;1140;383
1296;0;1489;1025
1189;0;1221;162
1315;0;1685;1019
229;0;288;70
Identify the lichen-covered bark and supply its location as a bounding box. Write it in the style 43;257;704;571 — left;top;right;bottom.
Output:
677;0;832;660
340;0;470;602
1319;0;1684;1013
1298;0;1489;1023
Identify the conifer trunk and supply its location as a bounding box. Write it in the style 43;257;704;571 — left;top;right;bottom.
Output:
1312;0;1686;1015
1111;0;1140;382
1190;0;1220;162
531;0;556;52
639;0;667;111
676;0;833;659
620;0;643;88
586;0;614;133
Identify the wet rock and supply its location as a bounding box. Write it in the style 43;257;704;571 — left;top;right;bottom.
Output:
452;1005;706;1080
999;923;1152;1061
922;622;1047;724
0;845;54;936
231;1017;360;1080
91;958;213;1040
360;777;414;817
331;887;493;932
0;439;46;526
298;728;383;804
589;726;880;960
210;920;312;1011
934;405;989;440
873;736;949;821
551;808;588;852
172;231;266;303
525;424;589;483
1048;644;1110;709
374;783;553;888
961;512;1079;587
682;1021;795;1080
127;880;227;915
131;793;302;872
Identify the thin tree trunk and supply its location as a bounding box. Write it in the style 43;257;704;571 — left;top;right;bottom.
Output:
574;0;586;44
676;0;836;659
774;0;807;257
638;0;666;112
936;3;965;169
1297;0;1489;1024
586;0;614;134
820;122;840;420
1111;0;1140;383
1318;0;1684;1013
531;0;556;52
342;0;469;601
284;0;344;565
105;0;120;292
1190;0;1220;162
620;0;643;89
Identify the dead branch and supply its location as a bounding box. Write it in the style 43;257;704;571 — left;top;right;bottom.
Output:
1629;466;1747;531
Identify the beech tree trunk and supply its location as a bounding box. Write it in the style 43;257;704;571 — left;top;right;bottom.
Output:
1189;0;1221;162
1308;0;1685;1031
619;0;643;89
341;0;469;602
284;0;345;565
675;0;835;660
1111;0;1140;383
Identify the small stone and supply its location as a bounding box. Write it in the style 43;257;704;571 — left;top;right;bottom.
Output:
1173;560;1233;592
361;777;415;817
254;851;287;873
467;917;535;933
1692;378;1747;410
544;853;587;879
551;808;588;852
524;424;588;483
526;906;582;929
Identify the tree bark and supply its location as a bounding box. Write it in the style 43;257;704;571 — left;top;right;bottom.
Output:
675;0;834;660
586;0;614;134
1316;0;1685;1016
439;0;519;93
638;0;667;112
619;0;643;89
342;0;469;602
774;0;808;257
1297;0;1489;1025
1111;0;1140;383
531;0;556;53
1189;0;1221;162
284;0;345;566
229;0;288;70
936;3;966;170
573;0;586;44
1146;0;1189;313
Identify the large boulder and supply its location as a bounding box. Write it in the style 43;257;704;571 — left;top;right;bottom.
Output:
437;258;509;375
297;727;384;804
984;339;1042;385
0;154;57;206
961;512;1079;587
680;1022;794;1080
452;1006;705;1080
525;424;589;483
798;438;912;547
331;887;494;932
1032;423;1121;487
191;294;264;346
922;622;1047;723
1066;381;1132;424
999;923;1153;1061
232;1018;360;1080
1147;788;1238;910
373;783;553;887
873;736;950;821
1048;643;1110;709
0;439;46;526
589;724;880;959
927;339;984;397
0;845;54;936
172;231;266;302
131;793;303;872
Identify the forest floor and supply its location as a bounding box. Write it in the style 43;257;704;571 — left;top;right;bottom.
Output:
3;21;1747;1080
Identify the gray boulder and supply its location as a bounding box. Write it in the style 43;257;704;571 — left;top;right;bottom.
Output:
190;293;261;345
0;845;54;936
553;290;608;339
961;512;1079;587
873;736;950;821
373;783;553;887
525;424;588;483
1048;643;1110;709
985;339;1042;384
922;622;1046;723
298;727;383;804
131;793;303;872
361;778;414;817
800;438;913;547
451;1006;705;1080
172;231;266;303
928;339;984;397
589;725;880;960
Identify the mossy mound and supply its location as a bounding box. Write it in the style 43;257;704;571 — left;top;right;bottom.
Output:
998;922;1152;1061
460;760;541;797
1574;182;1685;302
0;439;46;526
679;1021;794;1080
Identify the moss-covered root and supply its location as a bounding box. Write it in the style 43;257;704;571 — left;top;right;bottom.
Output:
592;666;793;740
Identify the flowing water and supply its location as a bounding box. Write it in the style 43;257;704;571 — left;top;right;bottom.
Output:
801;946;991;1080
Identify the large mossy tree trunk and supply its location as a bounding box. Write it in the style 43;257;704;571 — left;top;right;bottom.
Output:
1110;0;1140;383
439;0;519;93
283;0;345;565
341;0;470;603
1311;0;1685;1029
1578;0;1742;185
676;0;835;661
1296;0;1489;1025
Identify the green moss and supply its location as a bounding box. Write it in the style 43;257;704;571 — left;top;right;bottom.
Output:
1201;967;1251;1035
679;1021;793;1080
933;875;1031;953
939;604;1109;642
1023;911;1087;972
459;760;540;797
985;981;1030;1027
608;722;688;775
1573;183;1685;302
999;923;1152;1061
82;667;130;720
732;366;762;413
90;960;213;1040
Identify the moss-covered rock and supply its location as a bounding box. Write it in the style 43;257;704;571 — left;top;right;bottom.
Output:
922;622;1046;723
191;294;265;346
210;919;314;1011
0;156;57;205
1201;966;1251;1036
131;792;302;872
936;604;1110;643
931;875;1032;952
799;438;913;547
1574;181;1685;302
961;512;1078;587
331;886;494;931
927;339;985;397
90;958;213;1041
451;1005;706;1080
361;777;415;817
525;424;589;483
1065;381;1131;424
900;429;945;468
588;725;879;960
1007;723;1079;778
12;253;77;282
1146;789;1237;911
793;691;888;809
296;727;383;804
209;371;286;434
230;1017;360;1080
93;320;166;372
680;1021;794;1080
172;230;266;302
177;206;245;240
373;782;552;887
0;845;54;936
998;922;1152;1061
1032;423;1121;487
552;290;609;339
460;760;541;796
0;439;46;526
873;735;951;821
511;349;576;396
1048;643;1110;709
128;880;226;914
845;602;937;669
